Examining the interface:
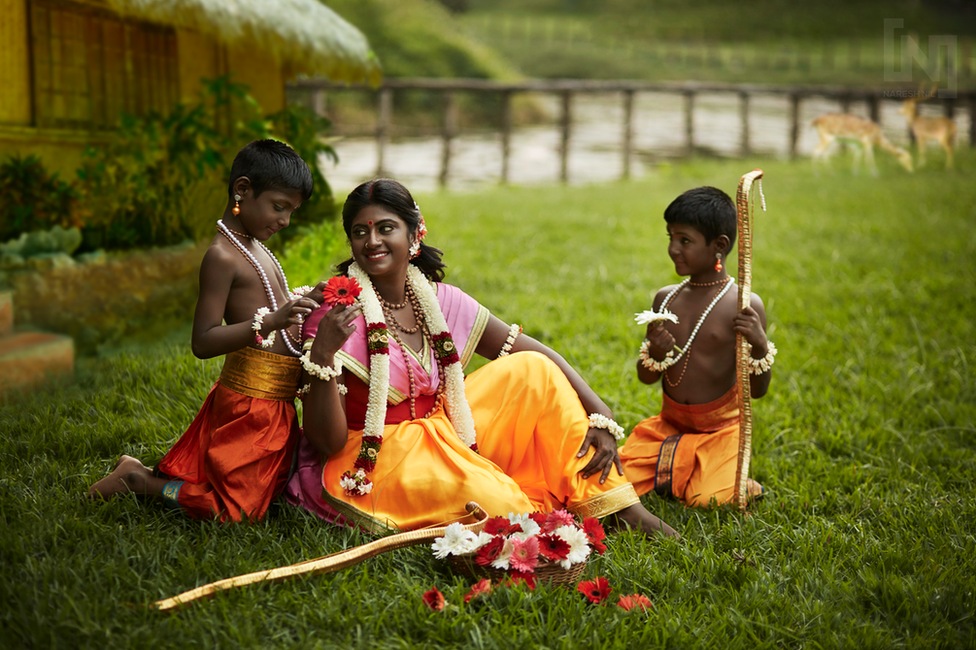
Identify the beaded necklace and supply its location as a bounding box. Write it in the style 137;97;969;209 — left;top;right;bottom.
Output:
660;276;734;387
216;220;301;357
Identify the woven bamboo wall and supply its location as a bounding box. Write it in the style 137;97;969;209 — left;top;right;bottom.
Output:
0;0;32;126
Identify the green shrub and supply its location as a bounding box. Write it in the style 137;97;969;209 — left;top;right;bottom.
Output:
0;155;85;243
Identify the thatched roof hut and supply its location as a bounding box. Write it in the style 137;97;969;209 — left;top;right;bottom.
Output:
104;0;381;85
0;0;381;174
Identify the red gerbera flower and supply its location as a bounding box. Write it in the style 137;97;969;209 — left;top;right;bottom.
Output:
463;578;492;603
321;275;361;307
617;593;653;612
422;587;445;611
582;517;607;555
528;512;548;529
537;533;571;562
484;517;521;536
577;576;612;604
474;536;505;567
502;572;537;590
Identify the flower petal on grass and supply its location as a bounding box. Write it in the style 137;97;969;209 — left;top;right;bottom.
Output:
577;577;612;604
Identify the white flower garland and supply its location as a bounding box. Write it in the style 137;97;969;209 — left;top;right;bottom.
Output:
497;323;521;358
748;341;777;374
587;413;625;442
252;307;276;348
639;339;676;372
347;262;392;448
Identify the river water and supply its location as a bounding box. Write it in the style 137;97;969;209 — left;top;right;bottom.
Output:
320;92;969;193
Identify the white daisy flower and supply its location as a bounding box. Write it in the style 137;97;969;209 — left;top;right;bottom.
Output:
470;531;495;552
507;512;541;540
635;309;679;326
431;523;479;559
553;524;591;569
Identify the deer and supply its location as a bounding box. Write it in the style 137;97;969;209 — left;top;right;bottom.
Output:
811;113;914;176
899;86;956;170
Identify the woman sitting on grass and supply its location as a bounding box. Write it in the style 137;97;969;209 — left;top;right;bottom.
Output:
286;178;677;538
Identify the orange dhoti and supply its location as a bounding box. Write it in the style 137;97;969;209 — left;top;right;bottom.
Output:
156;347;301;522
620;385;746;507
288;352;639;533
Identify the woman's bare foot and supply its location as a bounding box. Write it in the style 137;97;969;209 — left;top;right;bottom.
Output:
607;503;680;539
88;455;153;499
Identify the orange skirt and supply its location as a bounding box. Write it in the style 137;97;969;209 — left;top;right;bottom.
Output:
312;352;639;532
157;347;301;522
620;385;740;507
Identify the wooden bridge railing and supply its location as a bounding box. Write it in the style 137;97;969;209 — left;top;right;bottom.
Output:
289;78;976;186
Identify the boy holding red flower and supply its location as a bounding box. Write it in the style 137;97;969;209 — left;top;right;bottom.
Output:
88;140;329;522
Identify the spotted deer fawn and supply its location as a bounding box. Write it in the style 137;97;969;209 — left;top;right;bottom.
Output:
899;88;956;169
811;113;914;176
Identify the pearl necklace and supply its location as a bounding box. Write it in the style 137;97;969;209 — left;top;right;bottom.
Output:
661;276;734;387
216;220;301;357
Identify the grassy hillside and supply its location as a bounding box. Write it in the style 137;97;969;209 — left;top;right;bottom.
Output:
459;0;976;87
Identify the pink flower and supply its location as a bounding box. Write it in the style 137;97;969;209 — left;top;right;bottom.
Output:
544;509;575;532
422;587;445;611
508;536;539;573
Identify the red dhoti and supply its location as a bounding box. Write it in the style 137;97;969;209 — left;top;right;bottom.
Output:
156;346;301;522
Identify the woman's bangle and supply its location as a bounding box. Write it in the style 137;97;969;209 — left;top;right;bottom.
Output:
588;413;625;442
252;307;276;348
300;352;343;382
497;323;522;358
638;339;676;372
748;341;777;375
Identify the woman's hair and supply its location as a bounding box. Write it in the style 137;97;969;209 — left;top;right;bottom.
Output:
663;186;737;250
336;179;447;282
228;139;314;201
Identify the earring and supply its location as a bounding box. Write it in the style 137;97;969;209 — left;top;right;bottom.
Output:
409;240;421;259
714;253;722;272
232;194;242;216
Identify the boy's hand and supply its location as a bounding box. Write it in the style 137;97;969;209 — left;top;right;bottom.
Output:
578;427;624;484
303;281;328;306
309;304;360;361
270;296;320;331
645;322;676;359
733;306;767;354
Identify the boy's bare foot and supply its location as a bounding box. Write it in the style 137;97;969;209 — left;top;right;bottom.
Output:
608;503;680;539
88;455;152;499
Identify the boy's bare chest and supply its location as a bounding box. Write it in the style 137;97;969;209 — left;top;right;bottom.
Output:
226;246;289;319
666;293;737;351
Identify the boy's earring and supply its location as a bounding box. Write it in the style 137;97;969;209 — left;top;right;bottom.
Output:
232;194;242;216
714;253;722;272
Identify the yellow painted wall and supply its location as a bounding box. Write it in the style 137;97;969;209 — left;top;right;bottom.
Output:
176;30;223;102
227;45;287;114
0;0;31;127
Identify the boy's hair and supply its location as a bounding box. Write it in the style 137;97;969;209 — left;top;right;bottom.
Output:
664;186;737;250
336;178;447;283
227;139;313;201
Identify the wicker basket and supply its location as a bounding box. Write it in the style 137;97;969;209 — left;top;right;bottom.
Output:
447;555;586;587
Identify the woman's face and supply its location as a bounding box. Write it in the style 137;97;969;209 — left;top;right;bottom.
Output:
349;204;415;283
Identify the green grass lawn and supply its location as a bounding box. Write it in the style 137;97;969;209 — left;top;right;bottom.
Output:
2;154;975;648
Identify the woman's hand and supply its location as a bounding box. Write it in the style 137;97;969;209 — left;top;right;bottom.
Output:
733;306;767;355
577;427;623;484
309;304;360;361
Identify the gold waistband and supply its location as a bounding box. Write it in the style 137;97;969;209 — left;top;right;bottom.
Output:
218;347;301;401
